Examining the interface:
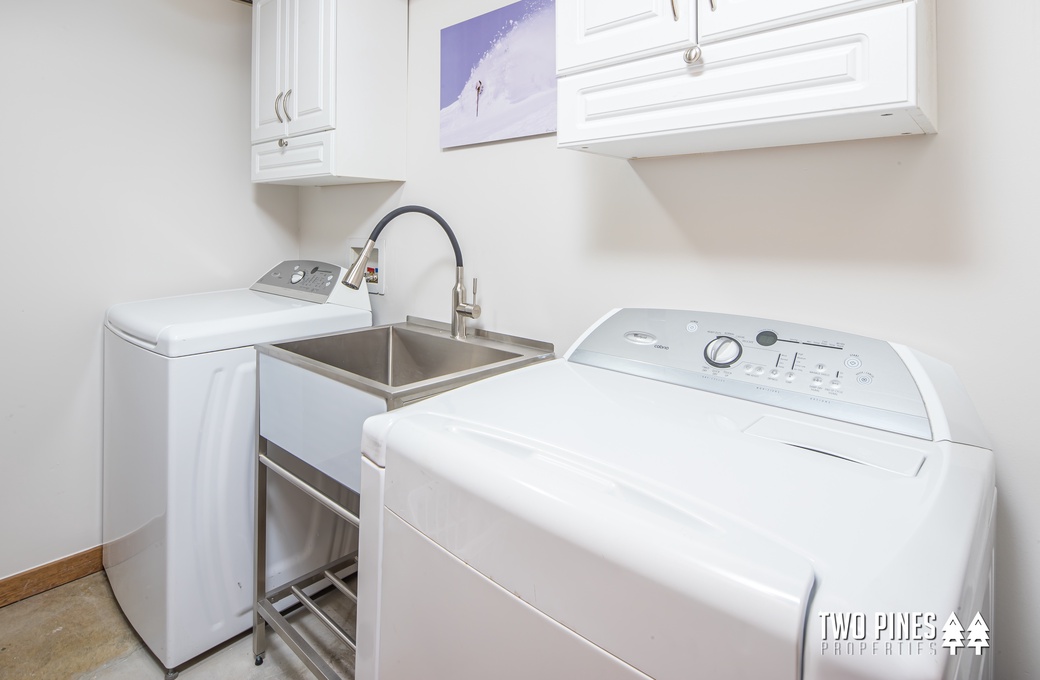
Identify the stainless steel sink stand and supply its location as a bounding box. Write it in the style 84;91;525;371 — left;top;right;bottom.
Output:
252;318;554;678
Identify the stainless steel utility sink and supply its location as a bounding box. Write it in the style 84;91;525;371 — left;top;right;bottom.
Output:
259;317;554;409
277;325;521;388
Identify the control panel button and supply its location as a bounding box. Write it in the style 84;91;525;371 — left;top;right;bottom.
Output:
290;271;305;284
857;374;874;385
844;356;863;369
624;331;657;345
756;330;778;346
704;336;743;368
686;322;699;333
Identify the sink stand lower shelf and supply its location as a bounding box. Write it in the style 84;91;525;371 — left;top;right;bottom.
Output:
254;436;360;680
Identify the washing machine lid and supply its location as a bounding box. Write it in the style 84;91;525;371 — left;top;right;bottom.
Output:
363;355;995;680
375;406;815;680
106;288;372;357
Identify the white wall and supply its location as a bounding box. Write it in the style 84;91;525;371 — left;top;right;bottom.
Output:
0;1;298;579
1;0;1034;675
299;0;1040;676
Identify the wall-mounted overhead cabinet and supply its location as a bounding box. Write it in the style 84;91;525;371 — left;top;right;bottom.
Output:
250;0;406;185
556;0;936;158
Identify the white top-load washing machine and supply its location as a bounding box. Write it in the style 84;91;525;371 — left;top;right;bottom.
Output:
356;308;996;680
103;260;371;672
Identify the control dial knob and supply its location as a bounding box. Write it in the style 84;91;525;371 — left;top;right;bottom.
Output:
704;336;743;368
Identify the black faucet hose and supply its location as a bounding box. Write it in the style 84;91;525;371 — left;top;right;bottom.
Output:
367;205;464;267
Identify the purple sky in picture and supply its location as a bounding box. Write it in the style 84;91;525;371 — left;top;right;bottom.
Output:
440;0;548;110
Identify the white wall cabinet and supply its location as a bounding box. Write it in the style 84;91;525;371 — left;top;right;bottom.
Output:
250;0;406;185
556;0;936;158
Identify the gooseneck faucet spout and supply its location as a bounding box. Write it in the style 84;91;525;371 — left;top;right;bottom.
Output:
342;205;481;339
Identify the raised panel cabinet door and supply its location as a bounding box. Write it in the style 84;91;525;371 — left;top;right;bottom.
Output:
557;0;695;74
285;0;335;137
252;0;289;143
698;0;895;43
558;3;918;155
251;132;335;184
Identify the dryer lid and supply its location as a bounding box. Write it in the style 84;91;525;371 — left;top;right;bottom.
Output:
105;288;371;357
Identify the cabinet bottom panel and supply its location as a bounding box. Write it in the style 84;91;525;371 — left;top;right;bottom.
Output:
253;131;334;183
251;130;405;186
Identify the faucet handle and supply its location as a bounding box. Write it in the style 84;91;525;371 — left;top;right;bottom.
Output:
458;276;481;322
470;278;481;319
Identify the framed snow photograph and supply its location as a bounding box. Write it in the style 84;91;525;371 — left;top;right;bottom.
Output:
440;0;556;149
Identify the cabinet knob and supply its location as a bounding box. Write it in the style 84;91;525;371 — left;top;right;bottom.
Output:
683;45;703;64
278;138;289;148
274;92;285;124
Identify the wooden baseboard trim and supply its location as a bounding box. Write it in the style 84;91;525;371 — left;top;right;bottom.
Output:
0;546;104;609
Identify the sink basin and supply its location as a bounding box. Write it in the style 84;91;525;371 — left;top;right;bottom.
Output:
255;317;552;500
259;317;554;408
275;325;522;388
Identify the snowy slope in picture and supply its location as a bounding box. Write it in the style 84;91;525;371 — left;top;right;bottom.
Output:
440;0;556;149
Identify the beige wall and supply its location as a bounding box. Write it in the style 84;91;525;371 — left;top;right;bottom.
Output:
1;0;1035;675
299;0;1040;675
0;1;298;578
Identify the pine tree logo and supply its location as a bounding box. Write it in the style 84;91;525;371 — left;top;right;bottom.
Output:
941;613;964;655
941;611;990;656
966;612;991;654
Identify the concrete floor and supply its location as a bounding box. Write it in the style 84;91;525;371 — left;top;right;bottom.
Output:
0;572;355;679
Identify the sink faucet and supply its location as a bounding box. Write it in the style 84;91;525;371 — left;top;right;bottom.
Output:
342;205;481;339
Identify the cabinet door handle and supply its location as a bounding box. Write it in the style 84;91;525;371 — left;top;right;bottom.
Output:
683;45;703;64
710;0;717;10
274;92;285;123
283;88;293;122
670;0;679;21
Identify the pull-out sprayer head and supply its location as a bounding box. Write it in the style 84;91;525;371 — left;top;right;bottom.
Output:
343;240;376;289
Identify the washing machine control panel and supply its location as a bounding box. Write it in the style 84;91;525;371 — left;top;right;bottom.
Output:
569;308;931;440
250;260;347;303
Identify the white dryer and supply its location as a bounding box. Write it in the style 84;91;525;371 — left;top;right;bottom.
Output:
103;260;371;673
356;308;996;680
